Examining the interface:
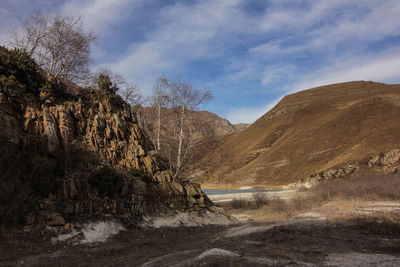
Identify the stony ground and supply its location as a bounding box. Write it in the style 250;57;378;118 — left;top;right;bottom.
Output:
1;201;400;266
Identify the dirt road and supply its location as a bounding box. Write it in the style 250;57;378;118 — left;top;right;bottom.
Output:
2;202;400;266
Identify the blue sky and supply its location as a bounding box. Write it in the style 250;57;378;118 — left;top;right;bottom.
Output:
1;0;400;123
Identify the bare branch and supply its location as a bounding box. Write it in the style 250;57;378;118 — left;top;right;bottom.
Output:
8;10;97;84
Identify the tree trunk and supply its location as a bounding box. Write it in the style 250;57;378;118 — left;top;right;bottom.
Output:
156;91;161;152
175;103;185;177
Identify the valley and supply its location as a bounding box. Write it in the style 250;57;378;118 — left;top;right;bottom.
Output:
2;40;400;266
2;196;400;266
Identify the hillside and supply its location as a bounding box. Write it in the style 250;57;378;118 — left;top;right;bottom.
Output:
192;81;400;188
136;107;247;139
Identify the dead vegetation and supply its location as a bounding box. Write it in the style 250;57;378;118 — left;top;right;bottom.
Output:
312;172;400;201
224;172;400;223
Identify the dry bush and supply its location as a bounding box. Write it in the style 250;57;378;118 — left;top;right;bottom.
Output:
312;172;400;201
229;192;271;210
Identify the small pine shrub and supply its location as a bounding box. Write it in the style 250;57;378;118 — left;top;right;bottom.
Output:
0;46;55;99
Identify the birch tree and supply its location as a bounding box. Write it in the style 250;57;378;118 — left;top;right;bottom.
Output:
151;76;169;153
8;11;97;84
169;78;212;177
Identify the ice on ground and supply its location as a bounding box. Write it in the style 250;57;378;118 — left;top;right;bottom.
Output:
225;211;327;237
224;224;276;237
143;211;236;228
81;221;126;244
208;190;297;203
52;221;126;244
239;186;253;189
196;248;239;259
324;253;400;266
141;250;200;267
51;231;80;244
286;212;327;225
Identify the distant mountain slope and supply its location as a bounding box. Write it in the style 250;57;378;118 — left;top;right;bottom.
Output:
136;107;248;141
135;106;249;175
192;81;400;188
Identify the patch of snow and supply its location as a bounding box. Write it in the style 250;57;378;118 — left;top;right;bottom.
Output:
52;221;125;245
324;252;400;266
208;189;297;203
80;221;125;244
51;231;80;244
196;248;239;259
287;212;327;225
141;250;200;267
143;211;236;228
224;224;276;237
225;211;328;237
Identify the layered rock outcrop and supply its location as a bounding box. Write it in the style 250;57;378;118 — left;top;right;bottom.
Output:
0;88;213;225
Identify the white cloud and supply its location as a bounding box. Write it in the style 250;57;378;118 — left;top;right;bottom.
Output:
0;8;17;44
293;48;400;92
106;0;247;94
227;97;282;124
60;0;141;32
261;65;296;85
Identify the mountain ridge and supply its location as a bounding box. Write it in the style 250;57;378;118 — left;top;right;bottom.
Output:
191;81;400;188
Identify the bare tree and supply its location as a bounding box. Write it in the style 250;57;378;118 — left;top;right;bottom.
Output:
169;77;212;177
151;76;170;153
8;10;97;84
120;83;142;106
91;68;143;105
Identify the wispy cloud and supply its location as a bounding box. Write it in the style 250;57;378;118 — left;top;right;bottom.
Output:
60;0;142;32
107;0;247;94
227;96;283;124
1;0;400;123
293;47;400;91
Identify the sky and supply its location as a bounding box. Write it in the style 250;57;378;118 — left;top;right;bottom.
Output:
1;0;400;123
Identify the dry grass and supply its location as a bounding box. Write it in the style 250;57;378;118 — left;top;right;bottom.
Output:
225;172;400;223
225;193;321;223
311;172;400;201
229;191;271;210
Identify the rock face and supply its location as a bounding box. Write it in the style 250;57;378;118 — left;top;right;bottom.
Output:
0;88;213;225
192;81;400;188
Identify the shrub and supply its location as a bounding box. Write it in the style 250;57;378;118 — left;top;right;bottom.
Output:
229;192;270;210
0;46;55;99
129;168;152;181
312;172;400;201
88;167;124;197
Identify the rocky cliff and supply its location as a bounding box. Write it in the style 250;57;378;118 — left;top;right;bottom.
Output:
193;81;400;188
0;85;213;226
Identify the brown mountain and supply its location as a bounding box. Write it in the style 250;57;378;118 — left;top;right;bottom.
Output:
192;81;400;188
136;107;247;139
